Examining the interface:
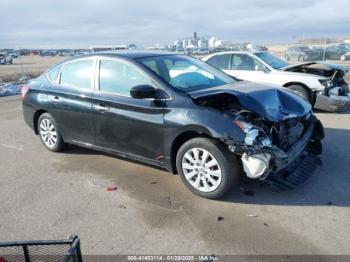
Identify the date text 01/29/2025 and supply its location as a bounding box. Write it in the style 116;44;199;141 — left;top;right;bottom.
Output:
127;255;218;261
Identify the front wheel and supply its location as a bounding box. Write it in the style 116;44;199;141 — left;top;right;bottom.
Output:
37;113;66;152
287;85;311;102
176;138;240;199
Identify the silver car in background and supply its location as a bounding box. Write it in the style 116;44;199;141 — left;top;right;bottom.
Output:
202;51;350;112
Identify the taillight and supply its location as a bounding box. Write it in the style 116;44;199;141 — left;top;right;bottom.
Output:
21;85;30;100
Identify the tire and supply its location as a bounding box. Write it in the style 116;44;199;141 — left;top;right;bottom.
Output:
37;113;66;152
287;85;311;102
176;137;240;199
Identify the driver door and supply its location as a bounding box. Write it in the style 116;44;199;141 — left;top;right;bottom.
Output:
92;58;164;162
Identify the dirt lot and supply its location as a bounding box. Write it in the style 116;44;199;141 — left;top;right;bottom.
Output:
0;55;65;82
0;95;350;255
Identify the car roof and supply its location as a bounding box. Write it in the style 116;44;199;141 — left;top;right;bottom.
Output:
85;50;180;59
207;51;266;56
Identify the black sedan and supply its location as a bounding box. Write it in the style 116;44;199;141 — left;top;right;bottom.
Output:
22;52;324;199
285;46;321;61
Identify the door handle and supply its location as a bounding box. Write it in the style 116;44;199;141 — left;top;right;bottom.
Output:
49;95;60;102
94;104;109;112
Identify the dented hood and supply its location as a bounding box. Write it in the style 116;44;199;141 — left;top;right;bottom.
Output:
281;62;348;74
188;81;311;122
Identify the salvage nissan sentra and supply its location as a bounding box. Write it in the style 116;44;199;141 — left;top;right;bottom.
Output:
22;52;324;199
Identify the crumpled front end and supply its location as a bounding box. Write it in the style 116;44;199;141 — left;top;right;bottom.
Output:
282;61;350;112
227;112;324;191
315;85;350;112
189;82;324;191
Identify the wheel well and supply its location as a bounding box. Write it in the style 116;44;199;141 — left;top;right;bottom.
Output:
282;82;315;104
33;110;47;134
170;131;210;174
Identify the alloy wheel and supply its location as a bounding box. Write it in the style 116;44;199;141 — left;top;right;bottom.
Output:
181;148;222;192
39;118;58;148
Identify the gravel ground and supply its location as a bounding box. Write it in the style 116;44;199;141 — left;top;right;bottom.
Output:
1;49;350;257
0;96;349;255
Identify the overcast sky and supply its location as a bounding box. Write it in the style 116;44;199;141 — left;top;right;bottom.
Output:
1;0;349;48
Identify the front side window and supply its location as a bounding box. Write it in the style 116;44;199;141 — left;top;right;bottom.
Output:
206;54;231;70
138;55;235;92
60;59;94;90
99;59;152;96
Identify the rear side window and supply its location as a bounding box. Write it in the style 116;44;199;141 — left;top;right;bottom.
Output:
99;59;152;96
60;59;94;90
47;66;60;84
206;54;231;70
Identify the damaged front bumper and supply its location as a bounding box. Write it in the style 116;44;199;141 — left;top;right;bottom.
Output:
229;117;324;190
314;87;350;112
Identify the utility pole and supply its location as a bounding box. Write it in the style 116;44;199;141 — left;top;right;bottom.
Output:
17;45;25;81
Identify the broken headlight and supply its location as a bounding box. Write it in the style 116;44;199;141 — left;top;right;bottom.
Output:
241;153;271;179
235;120;272;147
319;79;333;88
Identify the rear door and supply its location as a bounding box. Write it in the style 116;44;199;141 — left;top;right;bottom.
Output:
92;57;164;161
46;58;95;144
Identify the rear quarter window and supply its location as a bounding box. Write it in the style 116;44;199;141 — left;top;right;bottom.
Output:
60;59;94;90
206;54;231;70
47;66;60;84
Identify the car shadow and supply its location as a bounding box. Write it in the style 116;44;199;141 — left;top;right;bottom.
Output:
63;144;167;172
59;127;349;207
222;127;350;207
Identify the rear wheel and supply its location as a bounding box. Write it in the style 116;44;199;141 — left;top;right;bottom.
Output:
176;138;239;199
287;85;311;102
37;113;66;152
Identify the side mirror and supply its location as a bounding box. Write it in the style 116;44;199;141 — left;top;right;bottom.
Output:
130;85;157;99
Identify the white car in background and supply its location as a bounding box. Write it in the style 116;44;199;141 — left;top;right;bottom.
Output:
202;51;350;111
0;52;13;65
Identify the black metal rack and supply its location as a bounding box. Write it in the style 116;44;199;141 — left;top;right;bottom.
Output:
0;235;82;262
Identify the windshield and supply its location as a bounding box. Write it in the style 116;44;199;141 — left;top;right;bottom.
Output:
137;55;236;92
254;52;288;69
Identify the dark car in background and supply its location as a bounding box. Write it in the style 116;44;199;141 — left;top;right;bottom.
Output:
285;46;321;61
22;52;324;198
40;50;58;56
324;44;350;61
